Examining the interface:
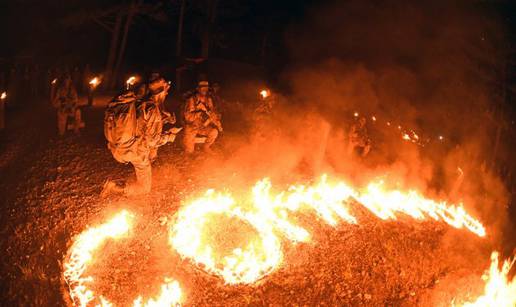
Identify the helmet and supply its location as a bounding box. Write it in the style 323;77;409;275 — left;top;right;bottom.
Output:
149;78;169;95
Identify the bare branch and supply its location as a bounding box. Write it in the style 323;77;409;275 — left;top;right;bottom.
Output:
93;17;113;33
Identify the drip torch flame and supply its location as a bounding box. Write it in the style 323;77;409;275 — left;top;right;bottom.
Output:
439;135;444;141
126;76;137;89
372;116;377;121
51;78;57;85
260;89;270;99
354;112;359;117
89;77;100;88
1;92;6;100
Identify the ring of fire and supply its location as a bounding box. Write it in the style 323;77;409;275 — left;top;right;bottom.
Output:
169;190;283;284
62;210;182;307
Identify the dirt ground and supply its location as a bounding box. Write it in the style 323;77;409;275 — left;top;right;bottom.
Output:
0;97;505;306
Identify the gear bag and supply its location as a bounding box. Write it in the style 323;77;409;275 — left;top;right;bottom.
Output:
104;93;138;146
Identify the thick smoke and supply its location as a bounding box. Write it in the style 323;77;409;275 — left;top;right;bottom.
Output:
172;0;510;245
278;0;510;240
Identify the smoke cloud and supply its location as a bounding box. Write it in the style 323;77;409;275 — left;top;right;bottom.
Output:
169;0;511;246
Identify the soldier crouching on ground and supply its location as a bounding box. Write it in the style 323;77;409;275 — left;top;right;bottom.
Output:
182;80;222;154
52;74;82;136
348;116;371;157
101;77;181;197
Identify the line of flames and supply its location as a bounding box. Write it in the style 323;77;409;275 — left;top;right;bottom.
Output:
63;210;182;307
170;174;486;285
62;175;514;306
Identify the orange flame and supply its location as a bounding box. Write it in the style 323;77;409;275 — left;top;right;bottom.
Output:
1;92;6;100
51;78;57;85
126;76;137;89
170;175;485;285
260;89;270;99
89;77;100;88
63;210;183;306
455;251;516;306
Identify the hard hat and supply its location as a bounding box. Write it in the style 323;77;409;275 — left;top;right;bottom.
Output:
197;80;209;88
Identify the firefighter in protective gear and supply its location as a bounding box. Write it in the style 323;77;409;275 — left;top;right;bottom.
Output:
348;116;371;157
252;88;277;139
136;73;175;125
182;80;222;154
101;78;180;197
53;75;82;136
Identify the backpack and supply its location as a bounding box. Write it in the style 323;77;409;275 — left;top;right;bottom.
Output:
104;92;138;146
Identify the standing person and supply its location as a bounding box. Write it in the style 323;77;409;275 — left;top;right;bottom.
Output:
101;78;181;197
348;116;371;157
252;88;277;139
52;74;82;136
182;80;222;154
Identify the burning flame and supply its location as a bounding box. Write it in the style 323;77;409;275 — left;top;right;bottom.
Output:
169;190;283;284
126;76;137;89
260;89;270;99
456;251;516;307
89;77;100;88
63;210;182;306
133;279;182;307
1;92;6;100
170;175;485;285
51;78;57;85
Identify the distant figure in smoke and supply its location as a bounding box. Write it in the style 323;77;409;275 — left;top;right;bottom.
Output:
101;78;181;197
182;80;222;154
251;88;277;139
52;74;82;136
348;116;371;157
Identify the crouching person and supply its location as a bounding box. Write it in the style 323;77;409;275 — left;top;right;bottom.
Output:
101;78;180;197
182;80;222;154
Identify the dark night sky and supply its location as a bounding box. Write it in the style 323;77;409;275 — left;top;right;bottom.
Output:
0;0;318;68
0;0;515;88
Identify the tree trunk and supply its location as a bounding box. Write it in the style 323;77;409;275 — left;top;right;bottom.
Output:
175;0;187;92
176;0;186;57
111;0;141;89
201;0;218;59
104;12;123;89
